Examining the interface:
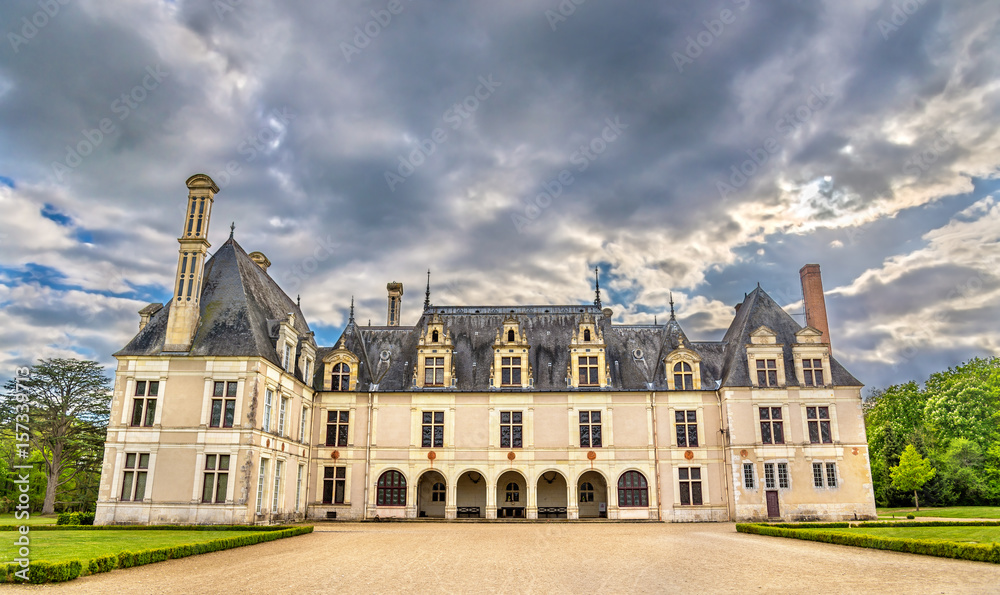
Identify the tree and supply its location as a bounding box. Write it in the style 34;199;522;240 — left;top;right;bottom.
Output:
890;444;937;510
0;359;111;513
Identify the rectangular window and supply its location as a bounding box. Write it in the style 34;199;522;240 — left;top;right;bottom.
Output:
826;462;838;488
262;389;273;432
130;380;159;427
578;356;599;386
210;381;237;428
678;467;703;505
326;411;350;447
579;411;602;448
500;411;523;448
278;397;288;437
812;462;825;488
284;344;292;372
802;359;824;386
202;454;230;503
421;411;444;448
323;466;347;504
120;453;149;502
256;459;268;514
424;356;445;386
777;462;789;489
742;463;755;489
675;410;698;447
295;464;304;513
272;460;283;512
759;406;784;444
299;407;308;442
756;359;778;387
763;462;776;490
807;406;833;444
500;357;522;386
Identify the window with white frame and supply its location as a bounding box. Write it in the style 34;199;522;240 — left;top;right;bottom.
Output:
802;358;824;386
202;454;229;503
295;464;304;513
678;467;702;505
758;406;784;444
299;407;308;442
284;343;292;372
323;466;346;504
675;410;698;447
256;458;268;514
262;389;273;432
278;396;288;437
421;411;444;448
742;463;755;489
500;411;522;448
765;462;789;489
210;381;237;428
813;462;839;488
763;463;776;489
756;359;778;387
131;380;158;427
272;460;284;512
777;462;790;489
326;410;350;447
120;453;149;501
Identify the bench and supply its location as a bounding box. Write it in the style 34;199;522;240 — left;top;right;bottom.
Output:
499;507;525;518
457;506;481;518
537;506;567;518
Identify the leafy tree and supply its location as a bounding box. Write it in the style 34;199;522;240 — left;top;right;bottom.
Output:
864;382;926;505
0;359;111;514
890;444;937;510
923;357;1000;450
934;438;989;505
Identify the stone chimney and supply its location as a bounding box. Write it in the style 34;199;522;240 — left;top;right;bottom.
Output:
138;303;163;331
799;264;830;346
249;251;271;273
387;282;403;326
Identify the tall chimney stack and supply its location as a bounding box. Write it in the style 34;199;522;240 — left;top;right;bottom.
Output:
386;282;403;326
799;264;830;347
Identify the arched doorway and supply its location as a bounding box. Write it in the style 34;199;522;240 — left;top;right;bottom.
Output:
536;471;568;518
417;470;446;518
578;471;608;518
496;470;526;519
456;470;487;518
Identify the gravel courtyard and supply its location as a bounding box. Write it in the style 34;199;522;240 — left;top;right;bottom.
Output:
14;522;1000;594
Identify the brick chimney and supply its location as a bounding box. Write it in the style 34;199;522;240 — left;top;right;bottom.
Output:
799;264;830;347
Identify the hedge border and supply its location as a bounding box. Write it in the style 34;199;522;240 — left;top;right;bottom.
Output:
736;522;1000;564
0;524;305;532
2;525;313;584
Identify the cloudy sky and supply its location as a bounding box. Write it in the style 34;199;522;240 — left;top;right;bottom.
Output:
1;0;998;392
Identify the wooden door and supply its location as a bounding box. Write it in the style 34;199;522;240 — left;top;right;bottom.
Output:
765;490;780;518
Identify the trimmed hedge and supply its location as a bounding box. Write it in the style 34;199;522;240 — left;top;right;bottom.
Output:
736;522;1000;564
56;512;95;526
0;523;305;532
762;520;1000;529
2;525;313;584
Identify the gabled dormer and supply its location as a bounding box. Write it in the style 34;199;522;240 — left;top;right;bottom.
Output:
491;316;531;389
323;337;359;392
275;313;299;374
297;332;317;387
665;341;702;390
414;313;456;388
793;326;831;387
568;313;609;388
747;326;785;388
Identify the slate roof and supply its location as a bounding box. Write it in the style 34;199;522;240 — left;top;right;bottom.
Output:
116;240;860;391
116;237;311;368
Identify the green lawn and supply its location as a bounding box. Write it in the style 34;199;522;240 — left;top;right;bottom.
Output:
0;514;58;526
0;530;260;563
800;525;1000;544
876;506;1000;519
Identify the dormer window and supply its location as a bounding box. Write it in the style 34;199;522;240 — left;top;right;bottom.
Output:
802;359;823;386
415;313;455;388
756;359;778;387
332;363;351;391
508;329;515;342
583;329;591;341
501;357;522;386
792;327;831;388
491;316;531;389
569;314;607;388
747;326;786;388
578;356;599;386
674;362;694;390
283;344;292;372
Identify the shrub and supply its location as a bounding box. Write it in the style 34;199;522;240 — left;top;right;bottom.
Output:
79;512;95;525
57;512;81;526
87;555;117;575
28;560;82;584
907;514;916;519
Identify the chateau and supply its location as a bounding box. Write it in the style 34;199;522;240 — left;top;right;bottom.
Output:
95;174;877;524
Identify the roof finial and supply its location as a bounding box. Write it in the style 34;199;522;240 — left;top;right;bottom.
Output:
229;222;235;239
669;292;676;320
296;294;301;308
424;269;431;310
654;315;658;325
594;266;602;308
349;296;355;323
